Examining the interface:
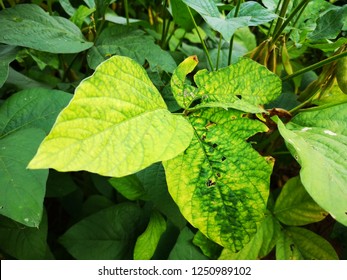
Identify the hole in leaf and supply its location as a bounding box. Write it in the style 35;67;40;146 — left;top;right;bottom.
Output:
206;179;216;187
221;156;226;162
216;173;221;178
212;143;218;148
236;94;242;100
201;134;206;141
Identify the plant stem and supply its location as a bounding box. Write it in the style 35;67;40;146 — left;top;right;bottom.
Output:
271;0;310;47
282;51;347;82
272;0;290;39
267;0;282;38
187;6;214;70
124;0;130;25
227;0;242;65
216;36;223;70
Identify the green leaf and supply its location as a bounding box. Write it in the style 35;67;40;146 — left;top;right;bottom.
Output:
0;88;71;227
70;5;95;29
0;4;93;53
134;211;167;260
219;212;281;259
109;175;146;201
274;176;328;226
163;108;274;252
0;45;19;88
0;88;72;136
170;0;195;30
0;212;48;259
28;56;194;178
0;128;47;227
171;57;281;112
168;227;209;260
276;103;347;226
182;0;276;41
87;25;176;72
228;1;278;26
137;163;187;229
59;203;143;259
276;227;339;260
308;6;347;41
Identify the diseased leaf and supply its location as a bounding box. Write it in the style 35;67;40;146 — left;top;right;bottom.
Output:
28;56;194;177
0;4;93;53
193;231;223;259
134;211;167;260
163;108;274;252
87;25;176;72
274;176;328;226
171;57;281;113
276;103;347;226
219;211;281;260
59;203;143;259
276;227;339;260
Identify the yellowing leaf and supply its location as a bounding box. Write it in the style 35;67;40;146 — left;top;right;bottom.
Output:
163;108;274;252
28;56;194;177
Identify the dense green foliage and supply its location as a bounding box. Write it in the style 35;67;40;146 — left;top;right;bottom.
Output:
0;0;346;260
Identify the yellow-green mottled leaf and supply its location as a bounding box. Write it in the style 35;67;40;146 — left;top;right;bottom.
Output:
171;55;199;109
194;58;281;107
28;56;194;177
219;211;281;259
171;57;281;113
276;103;347;226
133;211;167;260
163;108;274;252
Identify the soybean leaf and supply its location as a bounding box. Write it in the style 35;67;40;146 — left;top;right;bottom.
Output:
0;88;72;227
276;103;347;226
171;56;281;112
59;203;143;259
228;1;278;26
308;6;347;41
0;4;93;53
274;176;328;226
219;211;281;260
109;175;146;201
182;0;276;41
168;227;209;260
0;45;19;88
276;227;339;260
0;212;48;259
134;211;167;260
163;108;274;252
28;56;194;178
87;25;176;72
170;0;195;30
193;231;223;259
137;163;186;229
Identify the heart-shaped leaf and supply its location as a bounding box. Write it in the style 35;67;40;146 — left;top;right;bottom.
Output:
0;4;93;53
28;56;194;177
276;103;347;226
